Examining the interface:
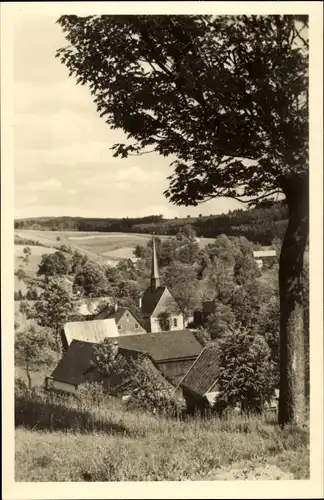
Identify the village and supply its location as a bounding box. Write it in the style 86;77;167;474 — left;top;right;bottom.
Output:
42;235;279;414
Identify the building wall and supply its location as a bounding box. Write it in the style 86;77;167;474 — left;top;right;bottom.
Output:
157;357;197;386
117;311;146;335
49;379;77;394
150;314;184;333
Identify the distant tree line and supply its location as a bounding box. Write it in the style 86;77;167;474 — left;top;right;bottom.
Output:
14;202;288;245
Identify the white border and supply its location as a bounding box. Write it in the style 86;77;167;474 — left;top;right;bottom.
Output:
1;2;323;499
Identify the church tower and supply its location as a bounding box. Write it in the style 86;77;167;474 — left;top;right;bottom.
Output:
140;233;184;333
151;233;161;291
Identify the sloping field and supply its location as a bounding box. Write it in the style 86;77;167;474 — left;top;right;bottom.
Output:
14;245;58;278
15;230;215;263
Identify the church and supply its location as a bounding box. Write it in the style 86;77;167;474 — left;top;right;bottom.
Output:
140;235;184;333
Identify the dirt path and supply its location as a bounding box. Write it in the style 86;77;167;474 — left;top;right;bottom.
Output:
195;460;294;480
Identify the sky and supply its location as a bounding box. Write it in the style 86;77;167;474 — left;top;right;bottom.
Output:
14;14;242;220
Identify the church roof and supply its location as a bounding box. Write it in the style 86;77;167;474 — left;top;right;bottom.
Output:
141;285;167;316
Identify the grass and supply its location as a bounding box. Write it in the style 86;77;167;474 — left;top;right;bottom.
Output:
15;386;309;482
14;244;58;278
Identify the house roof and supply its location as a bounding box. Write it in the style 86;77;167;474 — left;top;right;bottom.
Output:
50;339;177;391
253;250;276;258
63;319;119;346
112;329;202;362
50;339;95;385
96;306;127;323
178;344;220;397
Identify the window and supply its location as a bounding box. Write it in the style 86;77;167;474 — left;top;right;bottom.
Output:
118;325;121;330
173;318;177;328
135;323;138;328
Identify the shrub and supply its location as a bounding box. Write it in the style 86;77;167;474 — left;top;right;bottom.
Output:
214;325;276;415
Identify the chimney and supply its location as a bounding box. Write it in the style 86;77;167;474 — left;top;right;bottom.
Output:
139;295;142;309
114;303;118;313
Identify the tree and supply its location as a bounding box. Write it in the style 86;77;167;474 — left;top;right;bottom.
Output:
71;249;85;274
215;326;276;414
15;325;56;389
22;246;31;266
233;255;260;285
92;339;179;414
161;262;199;319
57;15;308;424
29;280;74;350
157;311;171;331
180;224;197;242
74;261;110;296
205;304;235;340
15;268;26;282
37;251;69;281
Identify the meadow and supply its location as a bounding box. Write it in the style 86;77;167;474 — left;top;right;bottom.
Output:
15;385;309;482
14;230;215;284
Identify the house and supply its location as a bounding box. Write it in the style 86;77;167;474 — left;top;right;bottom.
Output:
253;250;277;269
95;304;146;335
61;318;119;351
140;234;184;333
46;339;180;400
48;329;203;393
193;301;217;326
177;345;221;412
115;329;202;385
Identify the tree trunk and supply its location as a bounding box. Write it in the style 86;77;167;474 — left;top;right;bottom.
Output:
278;180;309;426
26;358;32;390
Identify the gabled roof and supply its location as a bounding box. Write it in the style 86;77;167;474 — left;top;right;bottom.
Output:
51;339;95;385
96;306;127;323
50;339;176;392
113;329;202;362
141;286;166;316
178;344;220;397
141;286;182;317
63;319;119;346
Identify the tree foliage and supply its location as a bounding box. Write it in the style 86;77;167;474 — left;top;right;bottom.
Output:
215;326;276;414
22;246;32;266
15;325;56;388
92;339;179;414
74;261;110;297
37;251;69;280
28;280;74;350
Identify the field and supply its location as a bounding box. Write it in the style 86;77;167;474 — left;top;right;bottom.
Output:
14;230;215;278
15;244;58;279
15;388;309;482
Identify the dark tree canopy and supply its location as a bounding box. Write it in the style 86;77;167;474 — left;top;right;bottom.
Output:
57;14;308;207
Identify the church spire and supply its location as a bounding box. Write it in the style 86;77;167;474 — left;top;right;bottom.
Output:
151;233;160;291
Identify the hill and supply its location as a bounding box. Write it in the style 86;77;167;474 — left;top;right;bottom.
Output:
15;201;288;245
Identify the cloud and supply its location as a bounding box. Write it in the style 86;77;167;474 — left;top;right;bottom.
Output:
16;177;62;192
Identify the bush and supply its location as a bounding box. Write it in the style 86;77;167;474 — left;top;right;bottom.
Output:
214;325;276;415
